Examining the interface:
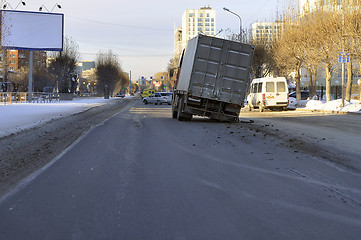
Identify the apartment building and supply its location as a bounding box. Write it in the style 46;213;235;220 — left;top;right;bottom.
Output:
251;21;284;45
174;27;183;58
174;6;216;58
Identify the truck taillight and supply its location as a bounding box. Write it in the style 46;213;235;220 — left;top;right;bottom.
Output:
262;93;266;101
287;93;289;100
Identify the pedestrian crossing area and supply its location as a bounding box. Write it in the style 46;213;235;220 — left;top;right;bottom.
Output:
129;107;172;118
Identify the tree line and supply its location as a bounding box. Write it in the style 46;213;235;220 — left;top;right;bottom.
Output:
1;36;130;98
257;1;361;101
166;1;361;102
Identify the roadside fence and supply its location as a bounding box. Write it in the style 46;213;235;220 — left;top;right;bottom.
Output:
0;92;61;104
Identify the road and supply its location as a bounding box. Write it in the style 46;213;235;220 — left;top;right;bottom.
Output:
1;99;361;240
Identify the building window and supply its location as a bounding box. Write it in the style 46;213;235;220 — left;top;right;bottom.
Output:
211;23;214;26
205;18;210;22
198;18;203;22
207;13;210;17
200;13;203;17
211;28;214;31
205;23;210;26
211;18;214;22
198;23;203;26
189;13;194;17
198;27;202;31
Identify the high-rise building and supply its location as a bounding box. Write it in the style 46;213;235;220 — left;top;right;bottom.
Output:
251;21;284;45
174;6;216;58
174;27;183;58
299;0;358;15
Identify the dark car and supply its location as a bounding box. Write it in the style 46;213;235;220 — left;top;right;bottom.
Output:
115;92;125;98
289;90;309;100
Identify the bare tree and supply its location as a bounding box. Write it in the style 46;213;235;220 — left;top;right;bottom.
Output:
272;19;305;101
251;41;276;78
95;50;127;99
166;57;179;90
48;36;79;93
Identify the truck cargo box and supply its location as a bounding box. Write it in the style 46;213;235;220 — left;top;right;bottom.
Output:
177;35;254;105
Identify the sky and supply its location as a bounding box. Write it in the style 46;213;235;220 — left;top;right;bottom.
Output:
4;0;296;81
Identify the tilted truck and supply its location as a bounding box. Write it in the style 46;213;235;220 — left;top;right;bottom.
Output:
172;34;254;122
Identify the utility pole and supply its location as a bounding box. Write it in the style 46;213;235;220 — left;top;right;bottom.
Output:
341;2;345;107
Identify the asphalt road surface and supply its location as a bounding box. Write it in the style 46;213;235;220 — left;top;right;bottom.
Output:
1;99;361;240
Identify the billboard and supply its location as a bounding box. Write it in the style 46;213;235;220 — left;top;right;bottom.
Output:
1;10;64;51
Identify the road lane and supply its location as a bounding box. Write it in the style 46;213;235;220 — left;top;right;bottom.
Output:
1;101;361;239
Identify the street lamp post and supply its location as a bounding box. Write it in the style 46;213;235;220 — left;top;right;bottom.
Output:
223;7;242;42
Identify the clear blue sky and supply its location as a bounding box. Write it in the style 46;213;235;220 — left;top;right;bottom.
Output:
10;0;296;80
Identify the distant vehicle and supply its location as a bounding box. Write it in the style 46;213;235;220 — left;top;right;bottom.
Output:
172;35;254;122
160;92;172;105
289;90;309;100
141;89;155;99
246;77;289;112
115;92;125;98
143;92;172;105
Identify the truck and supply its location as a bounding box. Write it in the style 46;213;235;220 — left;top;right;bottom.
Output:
172;35;254;122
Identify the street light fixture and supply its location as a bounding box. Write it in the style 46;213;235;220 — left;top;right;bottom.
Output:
3;1;26;9
15;1;26;9
51;3;61;12
223;7;242;42
39;3;61;12
39;5;49;12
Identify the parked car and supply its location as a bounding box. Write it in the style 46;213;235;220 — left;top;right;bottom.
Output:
160;92;172;105
246;77;289;112
289;90;309;100
143;92;172;105
115;92;125;98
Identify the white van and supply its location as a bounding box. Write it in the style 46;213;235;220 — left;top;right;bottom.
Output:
246;77;289;112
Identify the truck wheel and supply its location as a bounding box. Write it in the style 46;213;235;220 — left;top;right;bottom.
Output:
177;96;192;121
143;99;148;105
172;110;177;118
177;97;185;121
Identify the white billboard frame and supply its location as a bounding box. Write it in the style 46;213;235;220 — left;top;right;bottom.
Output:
1;10;64;51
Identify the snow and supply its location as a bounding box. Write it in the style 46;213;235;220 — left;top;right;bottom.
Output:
0;97;113;138
288;97;361;113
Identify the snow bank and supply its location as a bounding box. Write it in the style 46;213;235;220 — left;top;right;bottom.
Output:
300;99;361;113
0;97;113;138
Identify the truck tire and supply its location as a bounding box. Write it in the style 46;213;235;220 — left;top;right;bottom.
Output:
143;99;148;105
177;96;192;121
177;97;185;121
171;96;178;119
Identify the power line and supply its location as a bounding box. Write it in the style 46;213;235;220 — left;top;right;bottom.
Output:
67;15;174;32
79;52;173;58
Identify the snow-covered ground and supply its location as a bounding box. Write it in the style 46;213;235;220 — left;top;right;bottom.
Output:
0;97;116;138
289;97;361;113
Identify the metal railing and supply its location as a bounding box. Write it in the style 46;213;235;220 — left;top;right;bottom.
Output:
0;92;61;104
